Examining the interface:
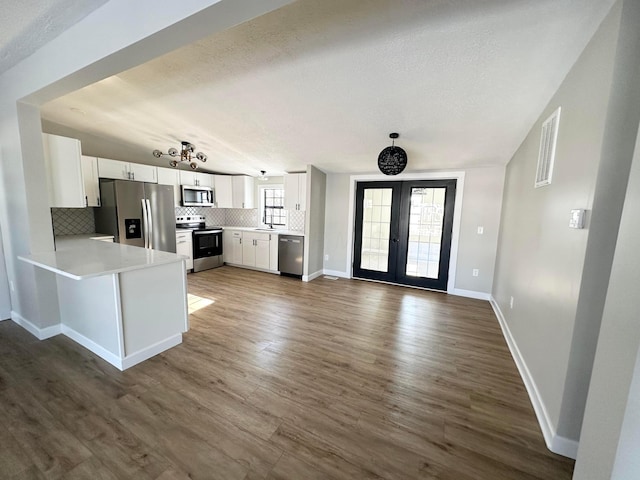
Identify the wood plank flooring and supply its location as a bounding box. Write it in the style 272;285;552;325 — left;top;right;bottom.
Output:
0;266;574;479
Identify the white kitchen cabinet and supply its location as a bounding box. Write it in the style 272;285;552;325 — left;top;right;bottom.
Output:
284;173;307;211
179;170;196;186
42;133;86;208
214;175;233;208
270;234;279;271
81;156;100;207
130;163;157;183
98;158;157;183
176;231;193;271
157;167;181;207
97;158;129;180
242;232;273;270
179;171;213;187
232;175;255;209
223;230;243;264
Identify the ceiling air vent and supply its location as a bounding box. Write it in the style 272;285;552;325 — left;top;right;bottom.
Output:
535;107;561;188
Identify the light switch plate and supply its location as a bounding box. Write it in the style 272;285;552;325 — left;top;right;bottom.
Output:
569;209;586;229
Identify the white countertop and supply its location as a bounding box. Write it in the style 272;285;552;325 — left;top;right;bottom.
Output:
55;234;115;251
20;239;186;280
223;226;305;236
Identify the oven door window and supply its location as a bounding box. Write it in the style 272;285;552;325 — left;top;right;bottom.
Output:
193;232;222;257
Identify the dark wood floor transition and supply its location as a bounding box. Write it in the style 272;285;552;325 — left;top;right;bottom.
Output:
0;266;573;479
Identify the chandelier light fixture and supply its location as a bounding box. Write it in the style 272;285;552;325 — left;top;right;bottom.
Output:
377;132;408;176
152;140;208;170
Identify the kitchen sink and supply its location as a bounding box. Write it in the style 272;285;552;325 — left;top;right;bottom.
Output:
254;228;278;232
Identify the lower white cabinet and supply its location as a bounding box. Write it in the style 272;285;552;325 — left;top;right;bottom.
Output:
223;230;243;264
242;232;271;270
223;229;278;272
176;232;193;271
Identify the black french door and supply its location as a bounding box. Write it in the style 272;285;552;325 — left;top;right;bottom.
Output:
353;179;456;291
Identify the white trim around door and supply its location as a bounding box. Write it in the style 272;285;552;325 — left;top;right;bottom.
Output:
345;171;465;294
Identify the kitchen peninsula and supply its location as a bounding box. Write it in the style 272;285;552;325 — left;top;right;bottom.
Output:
19;239;188;370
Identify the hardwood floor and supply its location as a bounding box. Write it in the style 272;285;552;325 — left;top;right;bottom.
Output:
0;266;574;479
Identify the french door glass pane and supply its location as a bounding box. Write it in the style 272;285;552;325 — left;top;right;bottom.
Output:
360;188;392;272
406;187;445;278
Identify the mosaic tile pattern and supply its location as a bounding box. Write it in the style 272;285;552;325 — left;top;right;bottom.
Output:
51;208;96;235
288;210;306;232
225;208;259;227
175;207;226;226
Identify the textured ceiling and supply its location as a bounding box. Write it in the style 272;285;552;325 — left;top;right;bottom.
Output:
0;0;107;75
40;0;615;175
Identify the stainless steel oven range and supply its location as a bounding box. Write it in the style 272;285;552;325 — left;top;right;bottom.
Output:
176;215;223;272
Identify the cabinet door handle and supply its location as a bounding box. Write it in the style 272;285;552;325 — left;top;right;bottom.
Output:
85;195;88;207
97;197;100;206
239;238;242;245
177;240;187;244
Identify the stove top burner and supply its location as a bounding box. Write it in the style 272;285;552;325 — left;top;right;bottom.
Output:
176;215;223;232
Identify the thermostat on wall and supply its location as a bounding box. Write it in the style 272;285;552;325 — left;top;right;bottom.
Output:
569;209;586;229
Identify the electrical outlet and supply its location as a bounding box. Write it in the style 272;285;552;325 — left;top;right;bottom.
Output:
472;269;479;277
477;226;484;235
10;281;15;292
324;254;329;261
510;296;514;309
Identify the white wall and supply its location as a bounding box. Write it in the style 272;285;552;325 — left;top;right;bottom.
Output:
0;0;293;333
322;166;504;295
575;117;640;480
304;165;326;279
492;0;640;455
0;148;11;319
572;0;640;475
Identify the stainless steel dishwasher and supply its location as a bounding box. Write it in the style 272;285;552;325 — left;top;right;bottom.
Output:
278;235;304;277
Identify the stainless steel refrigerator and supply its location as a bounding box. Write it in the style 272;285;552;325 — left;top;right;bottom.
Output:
95;179;176;253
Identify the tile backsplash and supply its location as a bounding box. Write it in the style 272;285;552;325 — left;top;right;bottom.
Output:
175;206;226;226
51;208;96;235
52;205;304;237
288;210;305;232
225;208;260;227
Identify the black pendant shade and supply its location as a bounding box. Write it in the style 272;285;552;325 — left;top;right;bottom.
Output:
378;133;407;175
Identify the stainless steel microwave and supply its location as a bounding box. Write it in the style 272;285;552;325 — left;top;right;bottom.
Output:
181;185;215;207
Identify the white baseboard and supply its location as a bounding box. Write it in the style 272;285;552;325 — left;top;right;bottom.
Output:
11;311;61;340
303;270;323;282
489;296;578;459
450;288;491;300
322;269;351;279
61;325;123;370
121;334;182;370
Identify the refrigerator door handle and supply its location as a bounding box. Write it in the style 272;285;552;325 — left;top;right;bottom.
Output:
141;199;149;248
146;199;153;250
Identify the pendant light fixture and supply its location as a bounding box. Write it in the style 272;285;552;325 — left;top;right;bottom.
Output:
258;170;269;181
152;140;208;170
378;133;407;176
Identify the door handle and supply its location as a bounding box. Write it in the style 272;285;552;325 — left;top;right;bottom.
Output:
392;238;399;243
141;199;148;248
146;199;153;249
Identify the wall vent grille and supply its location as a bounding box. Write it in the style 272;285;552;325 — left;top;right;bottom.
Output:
535;107;561;188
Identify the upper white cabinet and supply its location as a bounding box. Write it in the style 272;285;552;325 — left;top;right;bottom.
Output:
284;173;307;211
81;156;100;207
42;133;85;208
179;171;213;187
214;175;233;208
232;175;255;209
97;158;157;183
157;167;181;207
130;163;157;183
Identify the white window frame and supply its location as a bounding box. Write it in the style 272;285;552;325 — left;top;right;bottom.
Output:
259;184;286;228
